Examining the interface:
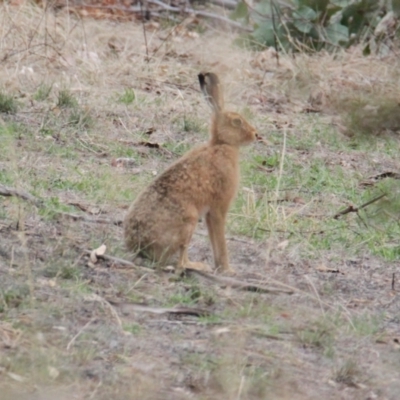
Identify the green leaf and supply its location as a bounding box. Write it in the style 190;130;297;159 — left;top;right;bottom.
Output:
392;0;400;17
325;22;349;45
293;6;317;33
230;1;248;21
253;1;272;24
253;21;276;46
330;0;351;7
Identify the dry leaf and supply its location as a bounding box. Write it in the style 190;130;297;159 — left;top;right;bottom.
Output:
316;265;340;273
7;372;25;382
48;366;60;380
89;244;107;264
213;327;230;335
111;158;139;169
277;240;289;250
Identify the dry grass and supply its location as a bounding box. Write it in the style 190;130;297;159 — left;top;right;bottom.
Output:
1;3;400;400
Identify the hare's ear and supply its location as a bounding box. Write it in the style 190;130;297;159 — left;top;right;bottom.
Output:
198;72;224;113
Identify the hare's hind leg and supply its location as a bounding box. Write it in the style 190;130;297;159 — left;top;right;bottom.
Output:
176;245;212;274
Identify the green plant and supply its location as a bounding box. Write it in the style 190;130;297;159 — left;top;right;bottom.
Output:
183;116;203;133
297;317;337;357
232;0;398;53
333;359;361;386
0;91;17;113
57;89;77;108
118;88;135;105
0;284;30;310
123;323;142;335
69;108;93;129
34;84;53;101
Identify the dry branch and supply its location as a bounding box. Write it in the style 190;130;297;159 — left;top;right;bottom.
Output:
108;300;211;317
83;249;154;273
0;184;42;206
0;185;125;225
333;193;386;220
185;268;294;294
57;211;123;226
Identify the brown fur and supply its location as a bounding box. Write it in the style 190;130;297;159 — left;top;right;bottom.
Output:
123;73;257;273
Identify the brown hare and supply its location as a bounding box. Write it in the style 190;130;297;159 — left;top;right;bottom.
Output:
123;72;257;274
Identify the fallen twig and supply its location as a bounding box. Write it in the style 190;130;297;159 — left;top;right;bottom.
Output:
185;268;294;294
57;211;123;226
333;193;386;220
66;318;97;351
195;230;254;245
84;294;123;329
0;184;42;206
360;171;400;186
83;249;154;273
0;185;124;226
108;300;211;317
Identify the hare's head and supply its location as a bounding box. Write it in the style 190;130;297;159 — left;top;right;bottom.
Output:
198;72;257;147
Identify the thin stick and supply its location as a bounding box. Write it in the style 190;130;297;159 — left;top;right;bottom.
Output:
57;212;123;226
0;186;124;225
82;249;154;273
85;293;123;329
333;193;386;220
275;128;286;202
139;0;149;62
271;0;280;66
304;275;325;316
108;301;211;317
152;17;187;58
195;230;253;245
66;318;96;350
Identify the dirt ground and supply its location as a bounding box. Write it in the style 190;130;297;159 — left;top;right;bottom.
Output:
1;4;400;400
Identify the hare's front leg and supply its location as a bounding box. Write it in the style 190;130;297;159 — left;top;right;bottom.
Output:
206;210;234;273
176;245;211;273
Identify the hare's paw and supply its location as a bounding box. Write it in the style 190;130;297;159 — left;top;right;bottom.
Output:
217;266;236;276
186;261;212;272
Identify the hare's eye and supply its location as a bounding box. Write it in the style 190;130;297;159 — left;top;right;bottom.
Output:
232;118;242;127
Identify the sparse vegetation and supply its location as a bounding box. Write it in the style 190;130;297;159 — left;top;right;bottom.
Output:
57;89;77;108
117;88;136;104
333;358;362;387
1;2;400;400
34;83;53;101
232;0;400;53
0;91;17;113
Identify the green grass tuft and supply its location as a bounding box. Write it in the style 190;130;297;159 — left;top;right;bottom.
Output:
0;91;17;113
117;88;135;105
